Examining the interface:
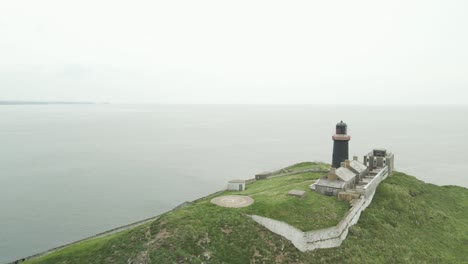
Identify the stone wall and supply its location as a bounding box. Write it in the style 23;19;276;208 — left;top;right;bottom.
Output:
245;178;256;184
362;166;388;197
315;185;342;196
256;168;328;180
250;167;389;252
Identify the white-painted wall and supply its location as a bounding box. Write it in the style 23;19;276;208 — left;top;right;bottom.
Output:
227;182;245;191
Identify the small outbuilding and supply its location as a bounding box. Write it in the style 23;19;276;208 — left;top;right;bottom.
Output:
363;149;395;174
227;180;246;191
348;157;369;183
255;172;271;180
315;164;358;196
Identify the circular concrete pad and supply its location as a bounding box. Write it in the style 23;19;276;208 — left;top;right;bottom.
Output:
211;195;254;208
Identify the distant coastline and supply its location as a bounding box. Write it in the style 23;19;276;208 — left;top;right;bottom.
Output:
0;101;96;105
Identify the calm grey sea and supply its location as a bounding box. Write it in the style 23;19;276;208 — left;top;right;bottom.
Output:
1;104;467;263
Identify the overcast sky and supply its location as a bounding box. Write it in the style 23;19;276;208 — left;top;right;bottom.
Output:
1;0;467;104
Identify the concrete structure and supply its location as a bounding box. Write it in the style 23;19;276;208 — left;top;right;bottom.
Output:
251;165;390;252
363;149;394;174
348;157;369;183
255;172;270;180
211;195;254;208
332;121;351;168
314;157;368;196
315;122;385;197
227;180;246;191
315;166;354;196
288;190;306;198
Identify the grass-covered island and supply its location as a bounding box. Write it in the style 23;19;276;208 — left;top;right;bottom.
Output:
24;162;468;264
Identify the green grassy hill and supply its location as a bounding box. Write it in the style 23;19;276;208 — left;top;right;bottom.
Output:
25;163;468;264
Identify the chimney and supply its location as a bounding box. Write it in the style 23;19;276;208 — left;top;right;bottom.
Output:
345;160;350;168
328;168;337;181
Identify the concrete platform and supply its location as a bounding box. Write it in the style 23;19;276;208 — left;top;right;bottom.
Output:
211;195;254;208
288;190;306;198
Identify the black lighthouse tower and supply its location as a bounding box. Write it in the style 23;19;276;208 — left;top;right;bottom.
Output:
332;121;351;168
